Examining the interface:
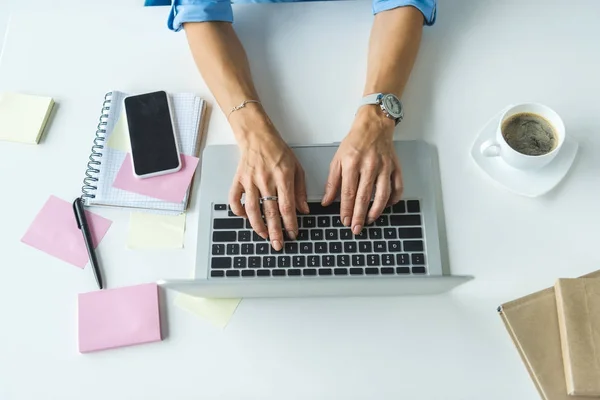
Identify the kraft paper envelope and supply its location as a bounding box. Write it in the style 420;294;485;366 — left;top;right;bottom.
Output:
555;278;600;397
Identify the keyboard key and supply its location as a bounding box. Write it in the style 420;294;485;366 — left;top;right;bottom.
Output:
241;244;254;255
381;267;394;274
211;257;231;269
288;269;302;276
315;242;328;253
366;267;379;275
350;268;364;275
278;256;291;268
226;270;240;277
226;244;240;255
397;267;410;274
297;229;309;241
238;231;251;242
297;217;301;228
271;246;283;255
337;255;350;267
352;254;365;266
213;218;244;230
325;229;338;240
241;269;255;277
263;256;276;268
367;254;380;266
340;229;353;240
334;268;348;275
307;202;340;215
354;229;369;240
246;219;252;230
359;242;372;253
390;215;422;226
300;243;313;254
256;243;269;254
382;206;392;214
303;268;317;276
412;253;426;265
257;269;271;277
310;229;324;241
303;217;316;228
284;242;298;254
332;217;344;227
308;256;320;267
388;241;402;252
396;253;410;265
319;268;333;276
211;270;225;277
392;200;406;213
212;244;225;255
322;255;335;267
212;231;236;242
248;256;261;268
412;266;426;274
272;269;286;277
382;254;394;266
375;215;389;226
329;242;343;253
374;241;386;252
368;228;382;240
398;227;423;239
228;210;236;217
344;242;357;253
293;256;305;267
383;228;397;239
253;232;264;241
233;257;246;268
214;204;227;211
318;216;330;227
407;200;420;213
404;240;424;252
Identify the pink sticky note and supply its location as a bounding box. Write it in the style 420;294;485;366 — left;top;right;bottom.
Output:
112;154;200;203
21;196;112;268
78;283;162;353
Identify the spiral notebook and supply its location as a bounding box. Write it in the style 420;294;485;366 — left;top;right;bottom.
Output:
81;91;206;214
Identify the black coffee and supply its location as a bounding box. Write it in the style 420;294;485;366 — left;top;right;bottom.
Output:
501;112;557;156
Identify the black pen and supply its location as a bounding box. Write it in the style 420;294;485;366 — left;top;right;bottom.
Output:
73;197;104;289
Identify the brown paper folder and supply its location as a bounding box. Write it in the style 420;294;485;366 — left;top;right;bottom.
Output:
555;278;600;397
498;270;600;400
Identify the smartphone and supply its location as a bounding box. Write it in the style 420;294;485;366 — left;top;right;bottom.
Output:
124;91;181;179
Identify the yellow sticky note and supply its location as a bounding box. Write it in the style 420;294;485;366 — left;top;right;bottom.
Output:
127;212;186;250
0;92;54;144
174;295;241;329
106;113;130;151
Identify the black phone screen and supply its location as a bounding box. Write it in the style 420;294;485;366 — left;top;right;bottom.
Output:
124;91;180;176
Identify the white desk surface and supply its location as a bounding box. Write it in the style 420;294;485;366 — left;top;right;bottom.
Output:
1;0;600;399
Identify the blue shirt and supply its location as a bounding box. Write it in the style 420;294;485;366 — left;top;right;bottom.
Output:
154;0;436;32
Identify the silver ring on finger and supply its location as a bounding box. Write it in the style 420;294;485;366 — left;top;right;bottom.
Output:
260;196;279;202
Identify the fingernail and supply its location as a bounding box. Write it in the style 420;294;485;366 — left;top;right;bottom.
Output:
343;217;350;226
353;225;362;235
303;202;310;213
287;231;297;240
366;218;374;225
272;240;282;251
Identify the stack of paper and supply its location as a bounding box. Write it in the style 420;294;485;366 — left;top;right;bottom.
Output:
0;92;54;144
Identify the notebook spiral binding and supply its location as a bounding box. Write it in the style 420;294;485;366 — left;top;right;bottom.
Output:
81;92;113;200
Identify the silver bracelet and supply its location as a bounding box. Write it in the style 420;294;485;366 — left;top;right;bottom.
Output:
227;99;261;118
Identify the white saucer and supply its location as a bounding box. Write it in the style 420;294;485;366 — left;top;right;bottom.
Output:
470;107;578;197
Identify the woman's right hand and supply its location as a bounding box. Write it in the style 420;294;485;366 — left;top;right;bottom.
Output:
228;122;309;251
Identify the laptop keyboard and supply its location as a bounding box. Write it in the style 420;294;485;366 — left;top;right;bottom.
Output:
209;200;427;278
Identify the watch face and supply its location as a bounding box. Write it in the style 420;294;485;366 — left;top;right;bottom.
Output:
382;94;402;118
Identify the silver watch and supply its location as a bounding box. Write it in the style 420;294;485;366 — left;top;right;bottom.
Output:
358;93;404;125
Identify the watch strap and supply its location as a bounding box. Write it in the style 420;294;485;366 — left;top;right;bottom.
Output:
359;93;382;108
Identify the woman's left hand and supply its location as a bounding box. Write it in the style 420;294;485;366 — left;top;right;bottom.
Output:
321;106;403;234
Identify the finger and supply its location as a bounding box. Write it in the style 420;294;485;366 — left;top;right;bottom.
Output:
245;184;268;239
322;160;341;206
261;191;284;251
368;172;392;224
387;164;404;207
295;165;310;214
276;177;298;240
340;166;359;228
351;172;376;234
228;179;246;217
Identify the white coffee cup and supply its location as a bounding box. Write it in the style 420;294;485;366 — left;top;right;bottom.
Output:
480;103;565;170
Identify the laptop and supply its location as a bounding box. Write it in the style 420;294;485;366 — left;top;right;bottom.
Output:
160;140;472;297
